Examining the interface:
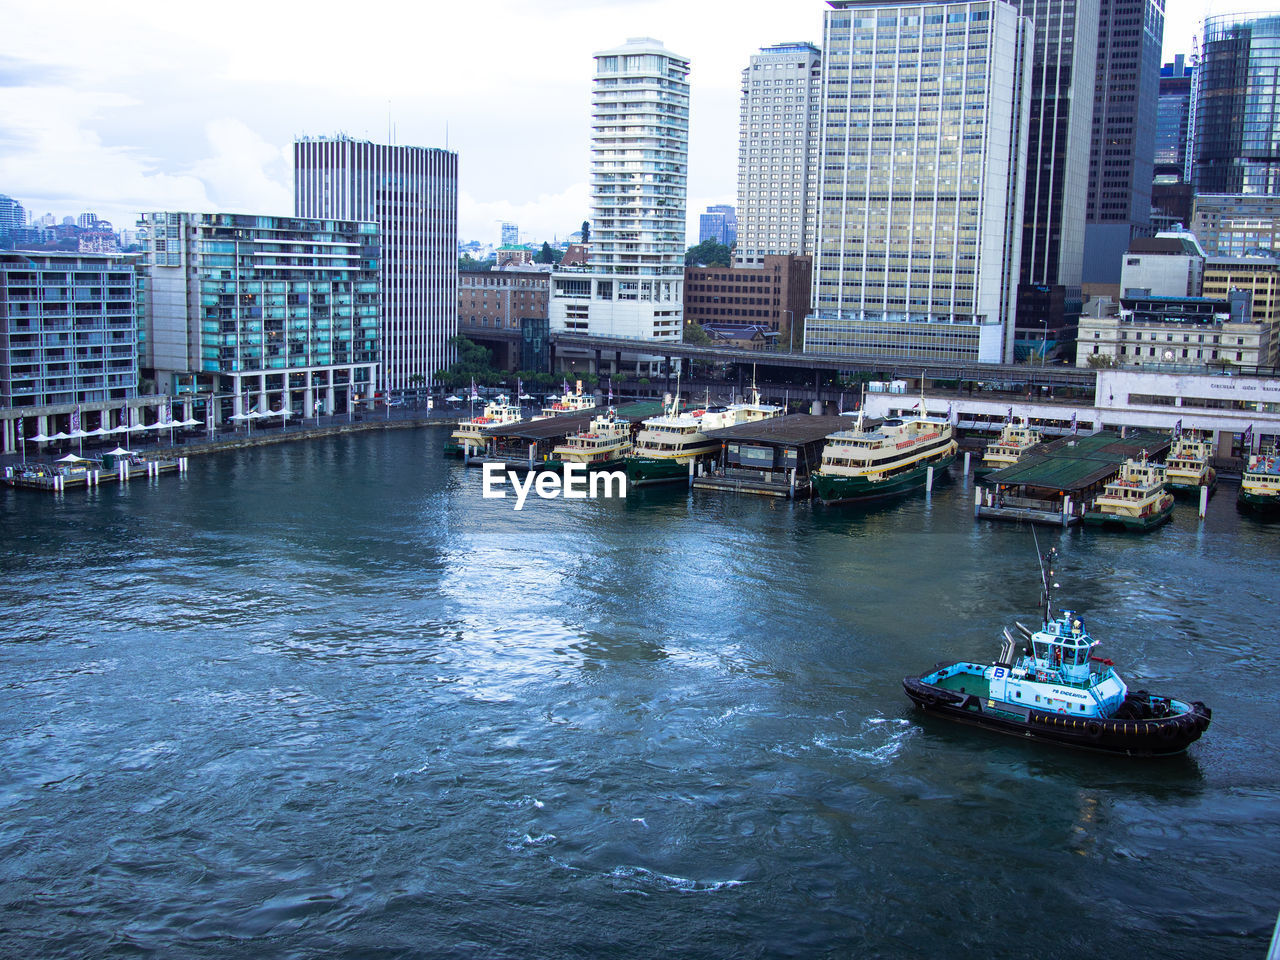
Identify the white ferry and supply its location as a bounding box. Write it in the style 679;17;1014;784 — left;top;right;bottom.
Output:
1081;453;1174;531
976;419;1042;476
546;409;633;472
1164;434;1217;497
812;408;957;503
445;396;523;457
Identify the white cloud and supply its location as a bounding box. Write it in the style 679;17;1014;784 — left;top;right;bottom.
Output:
460;182;592;246
186;119;293;216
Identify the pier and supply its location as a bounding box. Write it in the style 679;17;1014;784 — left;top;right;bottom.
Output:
974;430;1172;526
697;414;855;498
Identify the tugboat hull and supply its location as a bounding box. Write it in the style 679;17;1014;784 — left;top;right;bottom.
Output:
903;670;1211;757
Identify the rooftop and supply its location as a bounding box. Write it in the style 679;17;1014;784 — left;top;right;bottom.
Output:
704;414;857;445
985;431;1172;492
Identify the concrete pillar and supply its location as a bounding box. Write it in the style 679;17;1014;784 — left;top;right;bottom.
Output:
2;418;13;455
594;349;602;374
1199;485;1209;520
963;451;971;475
615;350;622;375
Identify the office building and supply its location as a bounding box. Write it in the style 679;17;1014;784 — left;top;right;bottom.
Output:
1193;13;1280;196
684;254;811;348
500;222;519;247
1192;194;1280;256
0;196;26;239
1202;253;1280;333
1083;0;1165;285
295;136;458;392
698;204;738;247
1155;54;1193;181
1120;229;1205;298
806;0;1031;364
0;251;139;407
1010;0;1098;361
138;212;380;418
550;38;689;366
736;42;822;267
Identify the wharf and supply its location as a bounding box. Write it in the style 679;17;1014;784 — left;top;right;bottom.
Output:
4;454;188;492
696;414;855;498
462;402;664;469
975;429;1171;526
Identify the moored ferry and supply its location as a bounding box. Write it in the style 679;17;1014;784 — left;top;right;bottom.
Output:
976;419;1042;476
624;390;782;487
1081;453;1174;531
444;396;523;457
811;409;957;504
537;390;596;419
545;409;633;472
1164;434;1217;497
1238;451;1280;518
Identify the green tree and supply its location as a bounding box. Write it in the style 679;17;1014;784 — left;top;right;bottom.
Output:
458;254;495;272
684;239;732;267
683;321;712;345
533;242;563;265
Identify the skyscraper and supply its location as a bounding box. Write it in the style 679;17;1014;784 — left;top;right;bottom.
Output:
736;42;822;267
1010;0;1098;361
550;38;689;357
806;0;1031;364
294;136;458;392
1155;54;1193;180
1084;0;1165;284
501;222;519;247
698;204;737;246
1192;12;1280;196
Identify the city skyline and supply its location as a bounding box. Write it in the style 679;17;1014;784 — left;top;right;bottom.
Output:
0;0;1261;244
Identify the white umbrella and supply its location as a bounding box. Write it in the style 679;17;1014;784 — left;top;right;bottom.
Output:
29;432;51;442
48;431;71;441
56;453;91;463
87;427;111;437
106;446;134;456
445;395;464;403
179;418;202;427
519;393;534;400
67;429;92;439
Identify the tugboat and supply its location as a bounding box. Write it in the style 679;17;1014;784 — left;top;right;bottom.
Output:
1238;449;1280;518
903;546;1211;756
975;418;1042;477
812;399;957;504
444;395;523;457
1081;453;1174;531
1164;433;1217;498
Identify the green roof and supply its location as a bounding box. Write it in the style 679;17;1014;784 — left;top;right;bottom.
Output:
986;430;1172;492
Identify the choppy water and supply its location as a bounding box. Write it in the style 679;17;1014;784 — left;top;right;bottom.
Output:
1;428;1277;959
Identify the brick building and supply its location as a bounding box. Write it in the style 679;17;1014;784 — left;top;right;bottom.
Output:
683;254;811;350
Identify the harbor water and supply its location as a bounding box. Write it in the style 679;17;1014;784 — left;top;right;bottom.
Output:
1;427;1277;959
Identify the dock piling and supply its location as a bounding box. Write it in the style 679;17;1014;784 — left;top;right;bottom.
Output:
926;466;934;492
1199;485;1208;519
963;451;971;475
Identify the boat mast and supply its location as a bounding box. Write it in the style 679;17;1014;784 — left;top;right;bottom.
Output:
1033;526;1058;626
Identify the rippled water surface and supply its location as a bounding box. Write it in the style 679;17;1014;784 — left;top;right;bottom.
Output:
2;428;1277;958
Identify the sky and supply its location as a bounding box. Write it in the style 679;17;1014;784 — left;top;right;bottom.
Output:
0;0;1264;246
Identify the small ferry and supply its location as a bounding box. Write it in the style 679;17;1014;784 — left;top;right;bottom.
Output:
812;407;957;504
624;389;782;487
903;547;1211;757
537;390;596;419
545;409;633;472
445;395;523;457
975;419;1042;477
1081;453;1174;531
1164;434;1217;497
1238;450;1280;518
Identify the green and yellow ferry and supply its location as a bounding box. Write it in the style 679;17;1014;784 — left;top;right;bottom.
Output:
1238;451;1280;518
1081;453;1174;531
1165;433;1217;497
444;396;524;457
543;409;632;473
975;418;1041;478
812;409;957;504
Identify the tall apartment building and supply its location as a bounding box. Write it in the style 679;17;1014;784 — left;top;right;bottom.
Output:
1192;13;1280;197
0;196;26;239
294;136;457;392
1010;0;1098;361
736;42;822;268
500;222;519;247
0;251;139;406
1083;0;1164;284
806;0;1031;364
1192;195;1280;256
550;38;689;366
138;212;380;418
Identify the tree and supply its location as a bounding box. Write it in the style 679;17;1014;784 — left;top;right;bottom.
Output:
684;239;732;267
458;254;495;272
533;241;562;265
581;221;590;246
433;336;500;389
683;321;712;345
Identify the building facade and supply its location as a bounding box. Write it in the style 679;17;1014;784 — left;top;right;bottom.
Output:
698;204;738;247
806;0;1031;364
0;251;139;407
1193;13;1280;197
1119;230;1205;298
1010;0;1098;361
1202;254;1280;333
1191;194;1280;256
294;136;457;392
736;42;822;268
550;38;689;366
1083;0;1165;285
1076;292;1274;370
138;212;380;418
1155;54;1193;181
684;254;812;349
458;270;550;333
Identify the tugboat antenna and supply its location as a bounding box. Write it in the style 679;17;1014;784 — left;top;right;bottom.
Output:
1032;527;1057;626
